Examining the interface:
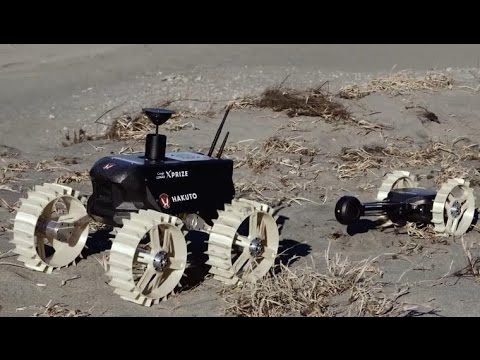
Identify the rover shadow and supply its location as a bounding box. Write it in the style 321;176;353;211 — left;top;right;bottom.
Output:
81;228;114;258
275;239;312;269
470;209;479;229
346;219;387;236
276;215;289;236
270;214;313;272
181;230;210;291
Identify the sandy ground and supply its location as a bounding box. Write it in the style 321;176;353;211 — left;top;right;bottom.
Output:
2;44;480;317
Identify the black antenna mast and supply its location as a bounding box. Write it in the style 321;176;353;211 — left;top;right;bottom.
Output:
208;103;233;157
216;131;230;159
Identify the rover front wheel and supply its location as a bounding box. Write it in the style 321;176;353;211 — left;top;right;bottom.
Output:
206;199;279;285
11;183;90;273
107;210;187;306
431;178;475;236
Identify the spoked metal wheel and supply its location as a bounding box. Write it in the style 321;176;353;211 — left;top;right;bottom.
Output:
376;170;418;201
11;183;90;273
431;178;476;236
206;199;279;285
107;210;187;306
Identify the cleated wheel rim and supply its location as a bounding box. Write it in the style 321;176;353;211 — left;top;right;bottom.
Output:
431;179;475;236
376;170;419;201
11;183;89;273
108;210;187;306
206;199;279;285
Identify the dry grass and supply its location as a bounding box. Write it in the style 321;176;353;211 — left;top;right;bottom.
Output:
226;136;319;173
0;158;86;186
32;300;91;317
62;128;95;146
248;86;350;120
224;135;324;206
453;236;480;278
61;102;206;145
335;141;480;183
237;86;387;132
0;161;30;185
221;247;422;317
234;178;323;207
404;223;440;243
338;71;453;99
55;170;90;184
104;110;199;141
0;198;20;213
263;136;318;156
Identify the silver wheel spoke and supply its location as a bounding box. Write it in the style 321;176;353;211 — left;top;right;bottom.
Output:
445;216;454;231
249;212;258;238
262;247;276;259
149;226;161;252
233;248;251;273
235;235;250;248
451;217;460;232
445;201;452;211
136;266;157;292
149;274;163;292
168;258;185;270
162;228;171;253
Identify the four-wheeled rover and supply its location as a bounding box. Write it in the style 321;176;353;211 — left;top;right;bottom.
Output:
11;107;280;306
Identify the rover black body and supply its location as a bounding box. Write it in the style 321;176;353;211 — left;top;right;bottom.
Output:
335;188;437;226
86;108;235;226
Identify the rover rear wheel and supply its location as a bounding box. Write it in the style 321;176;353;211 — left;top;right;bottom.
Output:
376;170;419;201
431;178;475;236
11;183;90;273
107;210;187;306
206;199;279;285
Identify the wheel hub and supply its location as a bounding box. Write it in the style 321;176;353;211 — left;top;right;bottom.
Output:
249;238;264;257
450;200;462;218
153;251;168;271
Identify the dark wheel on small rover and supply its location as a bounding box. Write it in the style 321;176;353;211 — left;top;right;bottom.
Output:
107;210;187;306
206;199;279;285
335;196;363;225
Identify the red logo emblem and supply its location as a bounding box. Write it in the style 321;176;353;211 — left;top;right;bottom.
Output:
103;163;115;170
159;193;171;209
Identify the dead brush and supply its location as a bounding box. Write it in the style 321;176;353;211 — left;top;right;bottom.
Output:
32;300;91;317
55;170;90;184
432;164;477;186
221;245;411;317
338;71;453;99
263;136;318;156
453;236;480;278
0;198;20;213
104;110;198;141
239;85;351;121
228;136;318;174
404;223;442;243
62;128;95;146
238;149;274;173
336;141;480;181
235;180;277;202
